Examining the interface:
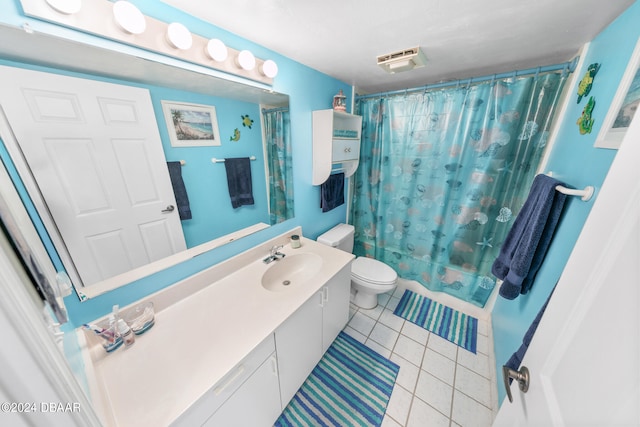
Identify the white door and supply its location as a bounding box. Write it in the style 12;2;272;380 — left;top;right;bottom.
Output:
0;66;186;287
493;111;640;425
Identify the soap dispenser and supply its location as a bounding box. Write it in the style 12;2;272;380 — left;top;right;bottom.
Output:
113;305;135;347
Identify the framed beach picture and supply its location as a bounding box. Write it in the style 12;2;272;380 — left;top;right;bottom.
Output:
595;38;640;149
161;101;222;147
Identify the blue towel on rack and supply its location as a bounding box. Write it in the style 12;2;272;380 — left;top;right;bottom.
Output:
224;157;254;209
492;174;567;299
320;172;345;213
505;286;555;375
166;161;191;220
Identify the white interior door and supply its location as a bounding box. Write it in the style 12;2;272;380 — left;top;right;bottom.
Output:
493;109;640;425
0;66;186;287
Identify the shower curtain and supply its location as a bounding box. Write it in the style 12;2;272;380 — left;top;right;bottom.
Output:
262;108;294;224
352;73;567;307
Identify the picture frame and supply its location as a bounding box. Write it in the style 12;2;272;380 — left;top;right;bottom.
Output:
161;101;222;147
595;38;640;149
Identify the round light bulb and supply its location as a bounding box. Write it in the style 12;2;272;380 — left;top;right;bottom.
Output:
236;50;256;71
113;1;146;35
205;39;228;62
166;22;193;50
45;0;82;14
260;59;278;78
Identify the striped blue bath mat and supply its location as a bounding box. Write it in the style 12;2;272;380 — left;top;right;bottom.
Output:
275;331;399;427
394;289;478;353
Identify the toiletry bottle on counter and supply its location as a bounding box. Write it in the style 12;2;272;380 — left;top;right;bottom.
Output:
117;318;135;347
291;234;301;249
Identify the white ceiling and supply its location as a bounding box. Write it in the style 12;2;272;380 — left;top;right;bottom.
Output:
161;0;634;95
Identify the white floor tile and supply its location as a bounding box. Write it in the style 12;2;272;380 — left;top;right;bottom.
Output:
407;398;450;427
457;348;490;379
451;390;493;427
360;303;385;321
379;308;406;331
414;370;453;417
476;333;489;355
390;353;420;393
386;296;402;312
348;311;377;337
370;322;400;350
422;348;456;386
454;365;492;408
343;326;366;343
381;415;403;427
365;338;393;359
477;319;489;336
400;321;430;345
426;333;458;361
393;335;426;366
386;384;413;426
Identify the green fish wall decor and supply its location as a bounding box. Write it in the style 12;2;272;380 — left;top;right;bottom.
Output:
576;96;596;135
230;128;241;141
577;63;600;103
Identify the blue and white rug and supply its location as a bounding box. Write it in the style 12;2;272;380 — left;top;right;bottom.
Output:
394;289;478;353
275;331;399;427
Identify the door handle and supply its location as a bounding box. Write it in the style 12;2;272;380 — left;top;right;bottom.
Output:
502;365;530;403
161;205;175;213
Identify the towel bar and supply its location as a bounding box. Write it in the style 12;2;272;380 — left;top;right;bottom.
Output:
211;156;256;163
555;184;594;201
546;172;594;202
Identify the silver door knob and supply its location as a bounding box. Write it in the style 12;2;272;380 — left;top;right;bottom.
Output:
502;365;530;403
161;205;175;213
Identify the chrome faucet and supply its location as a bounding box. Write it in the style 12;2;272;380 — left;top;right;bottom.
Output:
263;245;286;264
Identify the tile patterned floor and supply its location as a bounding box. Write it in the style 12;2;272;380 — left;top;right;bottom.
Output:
344;286;496;427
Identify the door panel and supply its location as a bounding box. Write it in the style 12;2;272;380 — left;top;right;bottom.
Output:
493;90;640;426
0;65;186;287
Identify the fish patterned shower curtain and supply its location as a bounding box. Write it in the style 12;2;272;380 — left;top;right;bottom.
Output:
263;108;294;224
352;73;566;307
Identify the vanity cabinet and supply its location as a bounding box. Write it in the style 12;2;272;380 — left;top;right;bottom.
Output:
172;335;280;427
312;109;363;185
275;264;351;407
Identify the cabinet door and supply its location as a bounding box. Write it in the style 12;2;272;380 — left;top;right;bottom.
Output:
322;265;351;353
331;139;360;162
203;354;281;427
274;292;323;408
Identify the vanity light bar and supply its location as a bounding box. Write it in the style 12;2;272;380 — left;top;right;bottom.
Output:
23;0;278;84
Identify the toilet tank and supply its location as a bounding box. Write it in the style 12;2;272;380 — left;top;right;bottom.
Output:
317;223;354;253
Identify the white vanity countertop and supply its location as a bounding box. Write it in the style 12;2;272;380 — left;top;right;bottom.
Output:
82;233;354;427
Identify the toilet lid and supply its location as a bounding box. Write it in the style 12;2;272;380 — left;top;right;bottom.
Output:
351;257;397;285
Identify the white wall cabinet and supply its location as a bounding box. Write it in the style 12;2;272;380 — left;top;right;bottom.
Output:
275;264;351;408
312;109;363;185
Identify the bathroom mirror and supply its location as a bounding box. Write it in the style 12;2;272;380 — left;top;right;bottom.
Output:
0;24;293;299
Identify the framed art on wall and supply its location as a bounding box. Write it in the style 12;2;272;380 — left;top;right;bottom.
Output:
162;101;222;147
595;38;640;149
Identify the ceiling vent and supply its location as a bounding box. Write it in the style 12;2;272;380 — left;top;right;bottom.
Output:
377;47;427;74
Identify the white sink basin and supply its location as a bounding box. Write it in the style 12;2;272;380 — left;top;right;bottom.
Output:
261;253;323;291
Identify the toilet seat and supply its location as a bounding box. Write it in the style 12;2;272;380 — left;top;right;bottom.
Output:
351;257;397;285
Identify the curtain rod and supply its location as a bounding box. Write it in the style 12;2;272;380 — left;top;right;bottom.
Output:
262;107;289;113
355;57;579;101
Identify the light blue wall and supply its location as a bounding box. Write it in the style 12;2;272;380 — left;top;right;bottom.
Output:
0;0;352;326
492;1;640;404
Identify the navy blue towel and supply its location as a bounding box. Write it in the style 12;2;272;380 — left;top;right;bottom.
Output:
166;161;192;220
492;174;567;299
224;157;254;209
320;172;345;213
505;286;555;375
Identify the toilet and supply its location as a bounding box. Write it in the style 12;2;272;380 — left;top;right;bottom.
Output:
317;223;397;309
